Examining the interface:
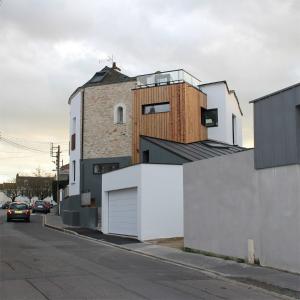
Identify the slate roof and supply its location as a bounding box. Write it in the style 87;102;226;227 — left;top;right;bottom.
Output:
69;66;136;102
142;136;247;162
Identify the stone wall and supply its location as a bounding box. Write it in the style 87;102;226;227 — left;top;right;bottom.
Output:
83;81;135;159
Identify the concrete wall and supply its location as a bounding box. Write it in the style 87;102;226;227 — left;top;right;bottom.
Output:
140;138;189;164
102;164;183;241
69;91;82;196
184;150;300;273
253;85;300;169
83;81;136;159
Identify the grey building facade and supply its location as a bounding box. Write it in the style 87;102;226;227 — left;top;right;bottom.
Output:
250;82;300;169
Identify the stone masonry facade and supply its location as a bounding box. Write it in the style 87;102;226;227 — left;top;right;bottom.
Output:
83;81;136;159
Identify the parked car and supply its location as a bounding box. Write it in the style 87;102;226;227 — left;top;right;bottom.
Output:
32;200;49;214
7;202;30;222
1;201;11;209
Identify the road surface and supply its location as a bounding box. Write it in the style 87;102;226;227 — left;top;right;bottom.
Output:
0;210;283;300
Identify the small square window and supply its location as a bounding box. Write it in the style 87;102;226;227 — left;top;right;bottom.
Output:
201;108;218;127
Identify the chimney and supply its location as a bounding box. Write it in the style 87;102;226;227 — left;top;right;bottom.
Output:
112;62;121;71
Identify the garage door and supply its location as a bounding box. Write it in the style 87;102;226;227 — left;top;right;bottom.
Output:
108;188;138;236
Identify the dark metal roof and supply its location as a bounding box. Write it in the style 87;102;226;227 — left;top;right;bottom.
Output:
250;82;300;103
142;136;247;162
198;80;243;116
69;66;136;102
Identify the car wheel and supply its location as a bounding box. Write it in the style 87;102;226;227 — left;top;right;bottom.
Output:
7;218;10;222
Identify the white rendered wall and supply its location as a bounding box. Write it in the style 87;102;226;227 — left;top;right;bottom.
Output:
102;164;183;241
184;150;300;273
140;164;183;240
69;92;81;196
200;82;243;146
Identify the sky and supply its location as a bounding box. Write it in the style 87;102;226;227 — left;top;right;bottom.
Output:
0;0;299;183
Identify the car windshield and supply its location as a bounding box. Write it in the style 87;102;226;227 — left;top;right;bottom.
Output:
35;201;44;205
10;203;28;210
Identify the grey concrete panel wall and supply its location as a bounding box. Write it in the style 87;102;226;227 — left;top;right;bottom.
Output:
81;156;131;207
254;85;300;169
184;150;300;273
60;195;98;228
140;138;189;164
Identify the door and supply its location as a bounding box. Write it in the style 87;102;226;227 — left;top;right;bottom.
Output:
108;188;138;236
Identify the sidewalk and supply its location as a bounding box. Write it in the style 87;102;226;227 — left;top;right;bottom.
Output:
45;213;300;299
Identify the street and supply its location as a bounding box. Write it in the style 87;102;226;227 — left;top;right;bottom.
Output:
0;210;284;300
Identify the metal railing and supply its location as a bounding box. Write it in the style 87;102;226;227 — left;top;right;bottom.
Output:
136;69;201;89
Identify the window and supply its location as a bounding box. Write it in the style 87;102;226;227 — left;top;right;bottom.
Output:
72;117;76;133
117;106;123;124
72;160;76;182
93;163;119;174
142;150;150;163
142;102;170;115
232;114;237;145
201;108;218;127
114;104;126;124
71;134;76;150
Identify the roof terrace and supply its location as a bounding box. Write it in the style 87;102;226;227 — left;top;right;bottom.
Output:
136;69;201;89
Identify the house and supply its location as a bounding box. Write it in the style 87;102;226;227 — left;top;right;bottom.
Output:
183;82;300;273
64;63;244;229
198;81;243;145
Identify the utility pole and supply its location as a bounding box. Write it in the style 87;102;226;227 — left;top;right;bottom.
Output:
50;143;61;215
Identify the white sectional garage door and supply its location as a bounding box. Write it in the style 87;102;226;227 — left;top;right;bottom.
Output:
108;188;138;236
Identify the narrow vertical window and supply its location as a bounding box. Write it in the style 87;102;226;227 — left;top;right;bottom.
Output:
72;160;76;182
232;114;237;145
72;117;76;133
117;106;123;124
142;150;150;163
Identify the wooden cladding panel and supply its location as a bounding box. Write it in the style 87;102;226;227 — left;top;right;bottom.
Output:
132;83;207;163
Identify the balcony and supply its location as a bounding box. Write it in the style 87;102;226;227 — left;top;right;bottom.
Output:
136;69;201;89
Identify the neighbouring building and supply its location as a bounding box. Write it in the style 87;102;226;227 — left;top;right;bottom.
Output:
16;174;54;199
64;63;244;228
184;82;300;273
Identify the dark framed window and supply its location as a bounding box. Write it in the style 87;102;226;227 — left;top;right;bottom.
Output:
71;133;76;150
232;114;237;145
93;163;119;175
142;150;150;163
201;108;218;127
142;102;170;115
72;160;76;182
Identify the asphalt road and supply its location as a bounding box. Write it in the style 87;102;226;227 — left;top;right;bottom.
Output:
0;210;284;300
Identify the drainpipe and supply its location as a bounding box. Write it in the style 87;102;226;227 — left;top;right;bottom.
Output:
80;89;85;194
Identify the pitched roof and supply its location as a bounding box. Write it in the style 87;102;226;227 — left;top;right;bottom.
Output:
249;82;300;103
142;136;247;162
69;66;136;102
198;80;243;116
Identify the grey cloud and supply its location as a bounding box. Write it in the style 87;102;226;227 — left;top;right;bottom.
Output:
0;0;299;179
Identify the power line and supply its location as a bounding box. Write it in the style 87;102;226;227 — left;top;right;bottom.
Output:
0;136;49;153
2;134;68;145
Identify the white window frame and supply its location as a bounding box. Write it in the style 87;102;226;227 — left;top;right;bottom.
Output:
113;103;126;124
